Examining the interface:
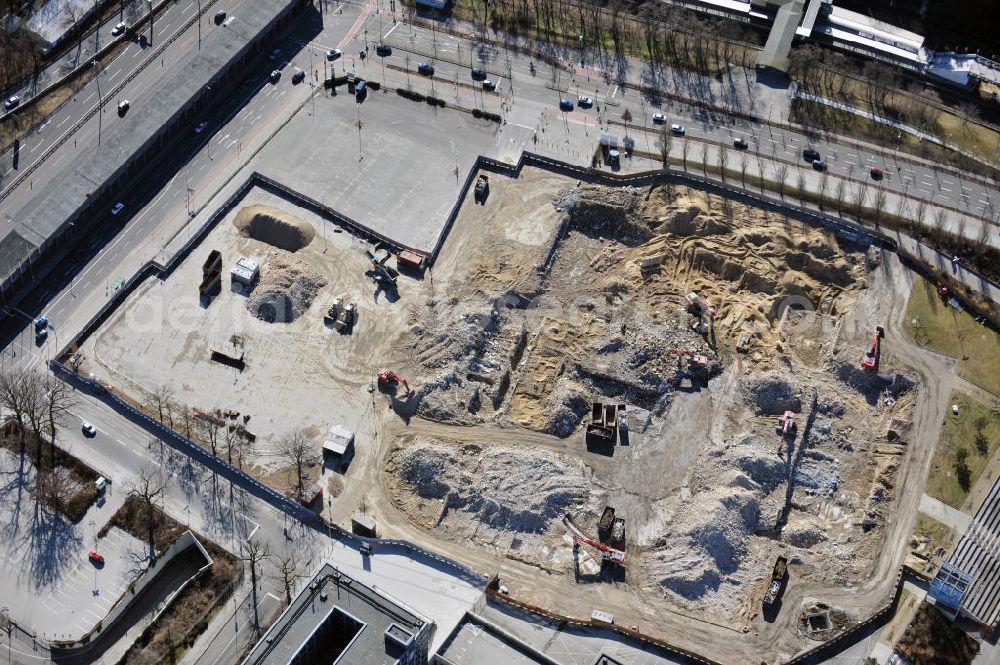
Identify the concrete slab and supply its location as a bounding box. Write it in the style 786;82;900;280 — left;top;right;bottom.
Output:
920;493;972;531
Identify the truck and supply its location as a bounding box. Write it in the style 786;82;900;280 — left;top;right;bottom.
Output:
474;174;490;203
598;507;615;543
762;556;788;607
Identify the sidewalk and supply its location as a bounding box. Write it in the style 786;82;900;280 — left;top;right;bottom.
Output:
179;580;285;665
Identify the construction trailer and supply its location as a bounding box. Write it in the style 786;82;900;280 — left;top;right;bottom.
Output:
351;512;377;538
322;424;355;469
397;249;426;271
231;255;259;288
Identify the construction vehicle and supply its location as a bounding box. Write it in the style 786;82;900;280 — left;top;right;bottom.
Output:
474;174;490;203
340;303;356;328
377;369;411;395
860;326;885;370
397;249;426;271
776;411;796;438
669;349;708;369
327;298;343;322
685;292;717;318
598;507;616;543
586;402;619;442
564;513;626;565
364;249;399;289
763;556;788;607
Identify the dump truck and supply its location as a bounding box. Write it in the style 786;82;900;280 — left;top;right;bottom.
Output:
474;174;490;203
763;556;788;607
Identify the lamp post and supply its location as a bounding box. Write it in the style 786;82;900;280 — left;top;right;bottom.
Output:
92;59;103;147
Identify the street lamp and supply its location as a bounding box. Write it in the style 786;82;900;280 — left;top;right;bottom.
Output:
92;59;103;147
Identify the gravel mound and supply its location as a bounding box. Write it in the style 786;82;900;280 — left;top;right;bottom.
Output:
234;205;316;252
742;373;802;415
246;252;326;323
390;438;589;537
554;184;650;245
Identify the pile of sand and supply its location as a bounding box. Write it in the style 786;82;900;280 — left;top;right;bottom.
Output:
234;205;316;252
246;251;326;323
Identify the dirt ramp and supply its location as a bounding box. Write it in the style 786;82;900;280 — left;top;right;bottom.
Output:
233;205;315;252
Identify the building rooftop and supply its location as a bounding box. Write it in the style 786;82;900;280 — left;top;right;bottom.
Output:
242;563;430;665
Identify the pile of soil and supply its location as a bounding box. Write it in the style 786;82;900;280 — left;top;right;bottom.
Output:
246;251;326;323
234;205;315;252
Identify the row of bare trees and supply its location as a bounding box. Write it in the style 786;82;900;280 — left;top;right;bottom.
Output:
0;367;76;468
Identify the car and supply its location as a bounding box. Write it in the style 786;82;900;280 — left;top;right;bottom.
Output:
652;112;666;124
558;99;574;112
375;43;391;57
471;67;486;81
269;69;281;83
670;123;685;135
733;137;749;150
195;120;208;134
417;63;434;76
117;99;129;116
214;10;226;24
802;147;820;162
34;315;48;330
869;166;884;180
4;95;19;110
812;159;827;171
111;22;126;37
34;328;47;343
482;80;496;91
82;421;96;436
111;202;125;215
88;550;104;566
326;48;342;61
291;68;305;84
355;79;367;99
269;48;282;61
577;96;593;108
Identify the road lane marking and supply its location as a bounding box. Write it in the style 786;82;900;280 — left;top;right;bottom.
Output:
109;68;121;81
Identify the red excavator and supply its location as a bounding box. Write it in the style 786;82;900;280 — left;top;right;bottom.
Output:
860;326;885;370
563;513;626;565
377;369;411;395
669;349;708;368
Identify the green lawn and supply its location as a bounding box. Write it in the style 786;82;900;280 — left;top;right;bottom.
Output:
925;390;1000;510
905;276;1000;396
912;514;954;555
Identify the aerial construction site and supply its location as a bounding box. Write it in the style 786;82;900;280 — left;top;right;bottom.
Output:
77;164;929;660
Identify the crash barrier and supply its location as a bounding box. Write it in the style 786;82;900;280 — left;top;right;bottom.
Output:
50;531;213;655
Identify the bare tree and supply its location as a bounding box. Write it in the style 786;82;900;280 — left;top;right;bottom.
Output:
739;152;749;187
278;430;317;492
775;164;789;199
914;200;928;235
818;172;830;207
621;107;632;137
699;143;709;175
271;549;306;606
835;179;847;214
34;468;74;514
41;375;75;466
0;368;40;453
126;466;166;562
198;410;223;456
854;182;869;219
796;171;807;203
717;146;729;181
872;188;887;230
179;405;194;439
681;138;690;170
149;384;174;424
239;539;272;629
657;125;671;168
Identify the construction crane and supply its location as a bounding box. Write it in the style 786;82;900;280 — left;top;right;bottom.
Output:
563;514;626;565
364;249;399;289
377;369;411;395
860;326;885;370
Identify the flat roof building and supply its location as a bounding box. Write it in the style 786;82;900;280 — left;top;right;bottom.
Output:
242;563;433;665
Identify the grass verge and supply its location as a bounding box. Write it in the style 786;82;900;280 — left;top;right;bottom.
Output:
911;514;954;558
0;421;99;522
905;276;1000;395
924;390;1000;510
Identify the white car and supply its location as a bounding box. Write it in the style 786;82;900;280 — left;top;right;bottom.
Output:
652;113;666;124
577;96;593;108
195;120;208;134
111;202;124;215
4;95;19;110
111;22;126;36
670;123;686;135
82;421;96;436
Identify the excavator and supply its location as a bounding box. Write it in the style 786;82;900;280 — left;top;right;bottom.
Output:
563;513;626;565
669;349;708;369
377;369;411;395
860;326;885;370
364;249;399;290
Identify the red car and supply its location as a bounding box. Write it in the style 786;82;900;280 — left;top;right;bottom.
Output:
88;550;104;565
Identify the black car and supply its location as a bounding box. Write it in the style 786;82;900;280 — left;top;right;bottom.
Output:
214;10;226;24
291;68;305;84
471;67;487;81
812;159;827;171
803;147;820;162
558;99;574;112
375;43;391;57
733;137;749;150
483;80;496;91
417;63;434;76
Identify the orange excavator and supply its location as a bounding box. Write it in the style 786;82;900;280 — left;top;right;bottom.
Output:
563;513;626;565
377;369;411;395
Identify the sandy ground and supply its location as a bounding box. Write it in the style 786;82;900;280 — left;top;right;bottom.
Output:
81;166;945;662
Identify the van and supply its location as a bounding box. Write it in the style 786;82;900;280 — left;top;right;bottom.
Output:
95;476;107;493
355;80;367;99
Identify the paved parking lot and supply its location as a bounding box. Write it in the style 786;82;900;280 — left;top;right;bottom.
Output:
0;448;146;640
